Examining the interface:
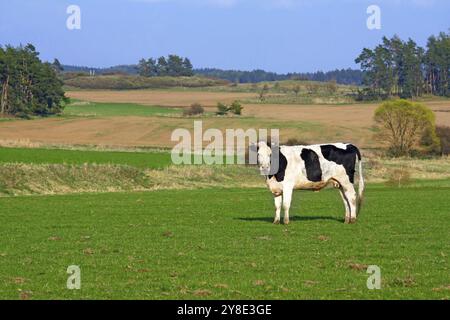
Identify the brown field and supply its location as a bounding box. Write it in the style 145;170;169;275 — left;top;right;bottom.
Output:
67;90;450;126
67;90;257;107
1;90;449;149
246;101;450;126
0;116;354;148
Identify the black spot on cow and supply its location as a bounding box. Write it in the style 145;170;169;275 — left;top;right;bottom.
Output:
300;149;323;182
269;148;288;182
320;144;361;183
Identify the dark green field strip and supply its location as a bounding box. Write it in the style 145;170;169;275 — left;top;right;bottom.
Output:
0;147;172;169
64;102;181;117
0;147;249;170
0;185;448;299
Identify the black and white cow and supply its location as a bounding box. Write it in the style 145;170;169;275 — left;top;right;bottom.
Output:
256;141;364;225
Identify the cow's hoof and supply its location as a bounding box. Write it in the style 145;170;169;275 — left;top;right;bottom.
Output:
283;219;290;225
273;219;280;225
349;218;357;224
344;217;351;224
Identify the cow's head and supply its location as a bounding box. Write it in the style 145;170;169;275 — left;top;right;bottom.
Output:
257;141;272;175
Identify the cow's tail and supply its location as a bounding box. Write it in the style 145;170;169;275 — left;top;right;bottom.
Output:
356;150;365;217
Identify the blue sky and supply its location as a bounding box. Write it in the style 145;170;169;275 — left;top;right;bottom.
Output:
0;0;448;72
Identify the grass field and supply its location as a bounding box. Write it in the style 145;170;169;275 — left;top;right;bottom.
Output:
0;147;172;169
64;101;181;117
0;184;448;299
1;86;449;300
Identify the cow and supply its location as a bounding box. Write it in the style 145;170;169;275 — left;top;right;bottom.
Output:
255;141;364;225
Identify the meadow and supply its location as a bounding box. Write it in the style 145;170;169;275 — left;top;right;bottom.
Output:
0;147;172;169
64;101;181;117
0;184;448;299
0;82;449;300
63;74;228;90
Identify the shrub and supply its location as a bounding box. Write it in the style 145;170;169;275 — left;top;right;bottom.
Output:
436;126;450;155
216;102;229;115
216;101;243;116
355;87;387;101
374;99;440;157
183;103;204;116
305;83;320;95
229;101;243;115
325;80;338;94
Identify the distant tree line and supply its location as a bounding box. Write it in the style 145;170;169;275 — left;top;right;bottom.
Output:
355;31;449;100
138;55;193;77
194;68;363;85
0;44;66;117
61;64;363;85
62;64;139;75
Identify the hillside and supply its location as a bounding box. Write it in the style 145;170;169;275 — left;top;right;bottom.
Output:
63;74;229;90
62;64;364;85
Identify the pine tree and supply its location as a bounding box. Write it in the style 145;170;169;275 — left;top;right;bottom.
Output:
0;44;66;117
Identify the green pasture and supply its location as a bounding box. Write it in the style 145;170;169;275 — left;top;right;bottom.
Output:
0;184;448;299
0;147;172;169
64;101;180;117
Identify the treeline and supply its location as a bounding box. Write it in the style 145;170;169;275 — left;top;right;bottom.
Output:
355;31;449;100
63;55;195;77
62;64;138;75
138;55;193;77
0;44;66;117
194;68;363;85
62;63;363;85
295;69;364;85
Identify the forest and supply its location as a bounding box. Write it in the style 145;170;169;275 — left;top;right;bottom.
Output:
0;44;66;117
355;31;449;99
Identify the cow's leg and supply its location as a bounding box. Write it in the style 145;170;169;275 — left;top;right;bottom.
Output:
338;188;350;223
274;195;282;224
282;187;293;225
342;183;357;224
